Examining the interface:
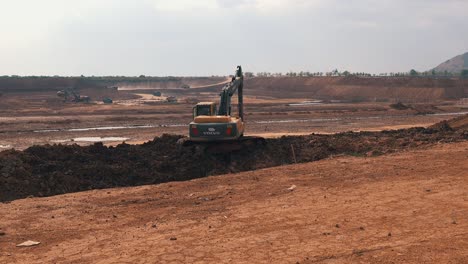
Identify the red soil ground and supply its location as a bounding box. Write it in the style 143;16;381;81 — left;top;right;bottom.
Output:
0;141;467;263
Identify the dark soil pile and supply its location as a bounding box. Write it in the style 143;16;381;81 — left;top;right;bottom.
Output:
446;114;468;131
1;126;466;202
390;102;411;110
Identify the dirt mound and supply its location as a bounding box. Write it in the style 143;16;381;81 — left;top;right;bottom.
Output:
447;114;468;130
429;120;454;132
390;102;411;110
1;126;467;202
429;114;468;132
389;102;440;115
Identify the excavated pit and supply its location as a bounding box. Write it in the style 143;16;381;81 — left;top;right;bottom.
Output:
1;123;467;202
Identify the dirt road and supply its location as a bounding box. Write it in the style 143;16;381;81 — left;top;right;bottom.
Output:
1;142;467;263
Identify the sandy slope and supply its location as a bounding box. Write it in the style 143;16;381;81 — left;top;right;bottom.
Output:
1;142;467;263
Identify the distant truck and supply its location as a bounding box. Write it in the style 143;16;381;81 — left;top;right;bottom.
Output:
103;98;113;104
181;84;190;89
153;91;162;97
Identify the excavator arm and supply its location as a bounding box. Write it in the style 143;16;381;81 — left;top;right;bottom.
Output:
218;66;244;120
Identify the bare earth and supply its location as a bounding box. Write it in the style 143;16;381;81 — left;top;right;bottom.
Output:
1;95;467;150
1;142;467;263
1;76;467;263
1;75;467;150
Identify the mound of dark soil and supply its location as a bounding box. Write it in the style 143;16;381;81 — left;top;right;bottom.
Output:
1;127;467;202
429;120;454;132
447;114;468;131
390;102;411;110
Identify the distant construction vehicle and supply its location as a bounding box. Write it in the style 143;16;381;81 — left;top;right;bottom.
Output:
57;88;90;103
180;66;264;152
181;84;190;89
103;98;113;104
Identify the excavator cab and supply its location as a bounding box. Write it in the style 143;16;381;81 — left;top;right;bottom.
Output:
193;102;217;117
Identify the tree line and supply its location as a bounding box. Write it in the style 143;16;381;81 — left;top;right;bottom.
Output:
248;69;468;79
2;69;467;79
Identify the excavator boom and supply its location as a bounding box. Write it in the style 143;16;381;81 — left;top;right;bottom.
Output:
218;66;244;119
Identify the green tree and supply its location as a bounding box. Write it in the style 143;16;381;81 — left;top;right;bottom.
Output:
461;69;468;79
409;69;418;76
244;72;255;78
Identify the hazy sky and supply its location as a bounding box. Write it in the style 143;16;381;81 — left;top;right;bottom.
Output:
0;0;467;76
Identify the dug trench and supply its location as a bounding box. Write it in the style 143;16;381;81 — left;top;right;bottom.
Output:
0;120;467;202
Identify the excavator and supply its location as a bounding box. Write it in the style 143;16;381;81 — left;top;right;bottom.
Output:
57;87;90;103
180;66;264;152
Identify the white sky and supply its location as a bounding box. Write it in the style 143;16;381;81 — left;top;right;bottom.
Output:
0;0;467;76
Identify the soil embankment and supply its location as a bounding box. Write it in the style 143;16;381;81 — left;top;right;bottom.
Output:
1;118;467;202
245;76;468;101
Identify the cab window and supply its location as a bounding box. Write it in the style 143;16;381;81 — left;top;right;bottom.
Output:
196;105;212;116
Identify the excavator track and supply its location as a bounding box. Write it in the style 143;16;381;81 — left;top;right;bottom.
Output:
179;136;266;154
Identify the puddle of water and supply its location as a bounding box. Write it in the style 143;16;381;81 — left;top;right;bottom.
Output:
256;118;340;124
36;129;60;133
429;111;468;116
68;126;148;132
50;139;69;143
29;111;467;134
288;103;323;106
34;124;185;133
73;137;129;142
51;137;129;143
288;100;324;106
255;112;468;125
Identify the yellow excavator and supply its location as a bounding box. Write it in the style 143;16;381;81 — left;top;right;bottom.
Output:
181;66;264;152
